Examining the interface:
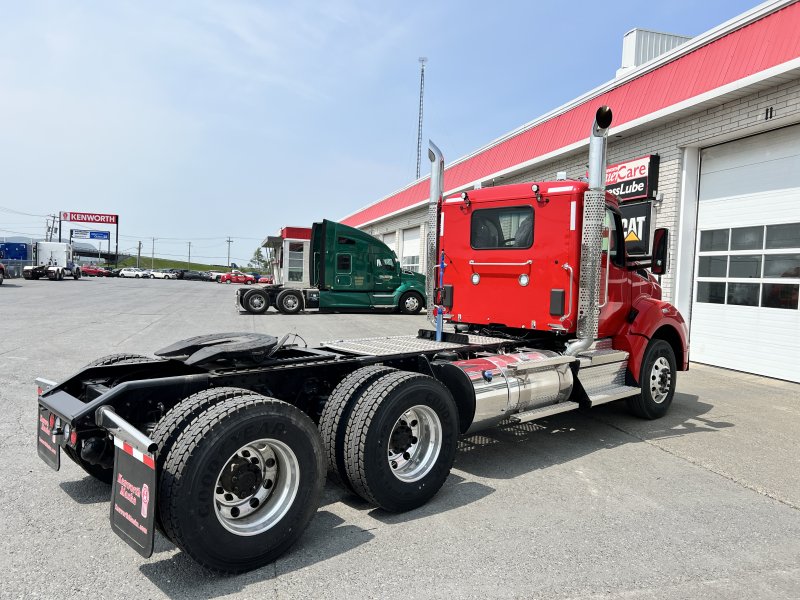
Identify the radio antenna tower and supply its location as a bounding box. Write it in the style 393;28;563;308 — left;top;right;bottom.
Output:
415;57;427;180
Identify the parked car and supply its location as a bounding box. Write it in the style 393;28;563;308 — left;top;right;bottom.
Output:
81;265;110;277
183;270;209;281
207;270;226;282
151;269;177;279
119;267;147;278
219;270;256;285
257;275;274;284
169;269;187;279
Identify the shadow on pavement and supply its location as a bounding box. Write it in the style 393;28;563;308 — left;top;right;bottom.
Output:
139;510;372;598
59;476;111;504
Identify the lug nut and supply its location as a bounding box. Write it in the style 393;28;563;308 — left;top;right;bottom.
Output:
391;461;398;469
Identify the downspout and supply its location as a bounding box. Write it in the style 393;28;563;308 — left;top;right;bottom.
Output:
565;106;613;356
426;141;444;328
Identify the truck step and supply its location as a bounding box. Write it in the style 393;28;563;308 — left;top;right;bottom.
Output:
586;385;641;406
508;401;581;424
577;348;629;367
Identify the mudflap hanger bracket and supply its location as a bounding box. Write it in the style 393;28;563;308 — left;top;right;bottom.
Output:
96;406;158;558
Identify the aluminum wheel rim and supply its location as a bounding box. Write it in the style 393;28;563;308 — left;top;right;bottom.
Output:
249;294;266;311
283;295;299;311
387;405;442;482
214;438;300;536
650;356;672;404
404;295;420;312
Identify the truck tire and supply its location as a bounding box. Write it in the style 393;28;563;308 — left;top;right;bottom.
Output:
73;268;81;280
276;289;303;314
627;339;677;419
343;371;458;512
0;269;3;285
319;365;396;492
159;395;325;573
243;289;270;314
150;387;255;532
63;353;153;483
398;291;424;315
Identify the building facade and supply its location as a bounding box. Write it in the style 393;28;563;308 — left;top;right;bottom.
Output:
340;0;800;381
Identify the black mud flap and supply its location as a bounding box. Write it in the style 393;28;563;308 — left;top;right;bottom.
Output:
36;378;60;471
36;407;60;471
110;436;157;558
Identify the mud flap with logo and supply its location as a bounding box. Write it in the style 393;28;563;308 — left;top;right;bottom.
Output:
110;436;157;558
36;407;60;471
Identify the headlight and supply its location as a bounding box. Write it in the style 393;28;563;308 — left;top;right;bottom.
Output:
519;274;529;287
471;273;480;285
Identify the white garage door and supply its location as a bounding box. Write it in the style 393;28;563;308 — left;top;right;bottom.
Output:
401;227;420;272
382;232;396;253
691;124;800;382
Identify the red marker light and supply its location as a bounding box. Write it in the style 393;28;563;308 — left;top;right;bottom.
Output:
69;430;78;446
48;414;55;430
37;387;43;397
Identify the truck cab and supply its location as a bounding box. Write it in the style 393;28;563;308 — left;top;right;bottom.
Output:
311;220;426;312
438;181;688;384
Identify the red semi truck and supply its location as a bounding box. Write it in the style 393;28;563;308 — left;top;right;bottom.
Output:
36;106;687;573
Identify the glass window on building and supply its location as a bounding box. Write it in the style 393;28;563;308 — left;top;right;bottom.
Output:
287;242;304;282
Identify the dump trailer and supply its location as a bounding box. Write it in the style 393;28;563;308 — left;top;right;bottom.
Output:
22;242;82;280
236;219;427;315
36;106;688;573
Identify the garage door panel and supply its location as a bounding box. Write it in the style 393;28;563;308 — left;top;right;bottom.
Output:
692;124;800;382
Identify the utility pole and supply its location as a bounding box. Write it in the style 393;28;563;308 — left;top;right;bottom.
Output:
187;241;191;269
151;237;157;269
137;241;142;268
416;57;427;180
226;237;233;269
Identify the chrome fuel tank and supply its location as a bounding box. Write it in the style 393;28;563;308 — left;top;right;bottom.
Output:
452;351;574;434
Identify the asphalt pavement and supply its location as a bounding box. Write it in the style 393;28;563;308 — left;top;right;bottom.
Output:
1;277;799;599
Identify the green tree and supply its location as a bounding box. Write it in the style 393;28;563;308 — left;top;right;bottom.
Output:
248;247;268;271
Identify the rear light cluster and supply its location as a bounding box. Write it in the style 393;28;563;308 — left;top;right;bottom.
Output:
49;413;55;430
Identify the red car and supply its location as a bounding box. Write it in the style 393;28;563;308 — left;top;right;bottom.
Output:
219;270;255;285
81;265;111;277
257;275;274;284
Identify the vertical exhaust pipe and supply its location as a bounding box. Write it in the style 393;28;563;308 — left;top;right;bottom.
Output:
426;141;444;329
566;106;613;356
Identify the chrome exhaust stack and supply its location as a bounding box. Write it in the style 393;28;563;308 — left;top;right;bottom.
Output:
566;106;613;356
426;141;444;328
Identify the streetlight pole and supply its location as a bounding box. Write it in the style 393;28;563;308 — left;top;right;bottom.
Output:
151;238;157;269
226;237;233;269
187;241;191;270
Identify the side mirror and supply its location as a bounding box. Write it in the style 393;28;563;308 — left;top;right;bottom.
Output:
651;228;669;275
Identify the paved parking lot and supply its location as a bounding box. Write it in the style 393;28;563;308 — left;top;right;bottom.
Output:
1;277;799;599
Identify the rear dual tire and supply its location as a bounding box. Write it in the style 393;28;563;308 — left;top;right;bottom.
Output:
158;394;325;573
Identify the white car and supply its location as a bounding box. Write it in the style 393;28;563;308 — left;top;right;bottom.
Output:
119;267;146;278
151;269;177;279
207;270;226;282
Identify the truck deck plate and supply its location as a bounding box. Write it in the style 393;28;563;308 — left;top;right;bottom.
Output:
320;334;508;356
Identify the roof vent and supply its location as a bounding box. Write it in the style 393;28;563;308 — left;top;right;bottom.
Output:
617;28;692;77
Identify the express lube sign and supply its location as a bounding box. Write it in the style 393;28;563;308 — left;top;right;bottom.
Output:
605;155;659;202
61;211;118;225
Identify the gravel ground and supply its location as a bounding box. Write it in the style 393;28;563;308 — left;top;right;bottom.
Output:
1;276;798;599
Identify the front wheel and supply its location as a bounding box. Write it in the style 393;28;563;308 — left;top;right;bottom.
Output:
398;291;423;315
343;371;458;512
158;395;325;573
627;339;677;419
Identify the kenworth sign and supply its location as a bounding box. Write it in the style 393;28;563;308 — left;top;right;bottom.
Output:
61;212;119;225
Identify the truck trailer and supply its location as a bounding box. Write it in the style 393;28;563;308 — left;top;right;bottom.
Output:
35;106;688;573
237;219;427;315
22;242;82;280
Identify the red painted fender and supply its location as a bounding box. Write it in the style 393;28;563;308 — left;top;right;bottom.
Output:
613;296;689;384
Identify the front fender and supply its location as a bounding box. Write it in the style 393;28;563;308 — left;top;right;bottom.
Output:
613;297;689;383
392;280;427;307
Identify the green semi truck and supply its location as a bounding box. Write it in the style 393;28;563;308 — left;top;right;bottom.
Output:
237;220;427;315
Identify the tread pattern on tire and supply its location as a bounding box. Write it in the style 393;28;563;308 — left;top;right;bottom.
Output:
343;370;441;506
84;353;151;367
159;394;324;567
319;365;396;488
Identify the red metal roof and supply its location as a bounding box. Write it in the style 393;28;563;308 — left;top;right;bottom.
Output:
280;226;311;240
342;2;800;227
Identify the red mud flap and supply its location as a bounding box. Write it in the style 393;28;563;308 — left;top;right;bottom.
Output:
96;406;158;559
36;378;60;471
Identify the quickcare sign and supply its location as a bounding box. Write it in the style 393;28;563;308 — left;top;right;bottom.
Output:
606;155;659;256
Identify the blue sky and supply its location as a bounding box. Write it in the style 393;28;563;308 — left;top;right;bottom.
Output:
0;0;762;265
